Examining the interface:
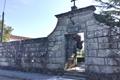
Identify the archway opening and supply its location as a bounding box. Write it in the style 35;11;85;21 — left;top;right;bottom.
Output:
65;32;85;72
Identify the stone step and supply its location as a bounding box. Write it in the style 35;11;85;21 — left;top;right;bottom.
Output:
64;71;87;79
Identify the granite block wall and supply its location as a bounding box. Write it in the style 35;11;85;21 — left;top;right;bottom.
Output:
0;38;48;70
86;25;120;73
0;5;119;80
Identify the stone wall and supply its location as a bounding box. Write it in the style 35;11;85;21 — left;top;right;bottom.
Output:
86;26;120;80
0;6;96;72
48;5;120;79
86;24;110;73
86;24;120;74
47;6;96;70
0;5;120;79
0;38;48;71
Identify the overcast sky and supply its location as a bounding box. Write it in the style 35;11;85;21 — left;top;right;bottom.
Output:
0;0;95;38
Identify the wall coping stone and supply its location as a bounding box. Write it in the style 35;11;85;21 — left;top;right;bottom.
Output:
55;5;96;18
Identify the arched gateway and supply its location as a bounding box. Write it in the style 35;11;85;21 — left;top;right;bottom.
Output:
0;5;120;80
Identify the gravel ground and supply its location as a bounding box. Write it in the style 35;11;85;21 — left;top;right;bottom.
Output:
0;76;24;80
0;69;86;80
0;75;79;80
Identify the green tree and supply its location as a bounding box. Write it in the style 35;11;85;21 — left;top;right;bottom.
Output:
94;0;120;27
0;20;13;42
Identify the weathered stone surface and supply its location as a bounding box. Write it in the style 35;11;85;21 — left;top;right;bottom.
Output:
0;6;119;78
88;65;100;72
93;58;105;65
0;62;9;66
112;67;120;73
110;27;120;35
86;57;105;65
110;35;120;42
118;42;120;48
87;31;95;38
110;42;118;49
94;30;103;37
47;64;63;69
105;58;118;66
0;38;48;70
100;66;113;73
88;65;114;73
98;49;111;57
87;38;97;43
87;43;98;50
86;19;97;26
99;43;110;49
98;37;109;43
88;50;97;57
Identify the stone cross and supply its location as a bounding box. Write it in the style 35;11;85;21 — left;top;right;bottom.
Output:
71;0;77;7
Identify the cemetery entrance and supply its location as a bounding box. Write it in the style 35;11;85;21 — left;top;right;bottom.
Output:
65;33;85;72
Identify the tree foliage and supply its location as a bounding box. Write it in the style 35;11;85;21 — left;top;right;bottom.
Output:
0;20;13;42
94;0;120;27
